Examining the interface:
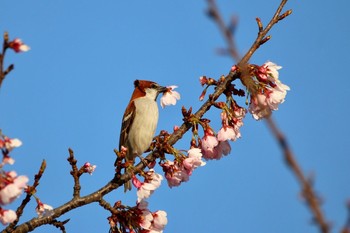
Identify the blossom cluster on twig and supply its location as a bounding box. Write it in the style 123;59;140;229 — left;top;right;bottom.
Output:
0;132;27;225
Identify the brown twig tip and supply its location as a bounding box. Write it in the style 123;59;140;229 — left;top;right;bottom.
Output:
4;64;14;76
256;17;263;32
4;32;9;43
33;159;47;187
66;148;81;198
260;35;272;45
278;9;293;21
39;159;47;173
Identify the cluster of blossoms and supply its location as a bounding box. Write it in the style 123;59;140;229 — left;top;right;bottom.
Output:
136;201;168;233
243;61;290;120
199;105;246;160
0;134;27;225
161;148;206;187
0;132;55;225
195;61;288;161
132;171;167;232
109;170;167;232
109;200;167;233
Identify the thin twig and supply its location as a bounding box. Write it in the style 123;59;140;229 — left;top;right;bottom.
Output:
207;0;241;60
49;219;70;233
67;148;81;199
238;0;291;66
5;160;47;232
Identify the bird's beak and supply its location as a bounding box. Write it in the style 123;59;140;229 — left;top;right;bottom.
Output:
157;85;168;94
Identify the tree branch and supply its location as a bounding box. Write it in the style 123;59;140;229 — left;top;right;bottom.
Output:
3;1;299;232
207;0;330;232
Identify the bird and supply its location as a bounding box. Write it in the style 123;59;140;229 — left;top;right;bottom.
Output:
117;80;168;191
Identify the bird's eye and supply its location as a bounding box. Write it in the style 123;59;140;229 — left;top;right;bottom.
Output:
151;83;158;89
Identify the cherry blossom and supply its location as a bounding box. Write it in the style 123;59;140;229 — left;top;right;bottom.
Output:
135;201;168;232
150;210;168;232
133;169;163;202
36;201;54;217
183;148;206;175
217;126;237;142
161;160;189;188
201;129;219;153
217;110;245;142
0;172;29;205
160;86;180;108
201;142;231;160
83;162;96;175
248;61;290;120
162;148;205;188
249;81;290;120
0;208;17;225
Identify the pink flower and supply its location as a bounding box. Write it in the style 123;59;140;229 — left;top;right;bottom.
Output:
35;201;54;217
249;80;290;120
201;139;231;160
160;86;180;108
0;209;17;225
2;156;15;165
0;137;22;151
183;148;206;174
83;162;96;175
162;148;205;188
217;126;237;142
8;38;30;53
264;61;282;81
201;130;219;153
0;173;29;205
134;169;163;202
255;61;282;82
136;201;168;232
161;160;189;188
150;210;168;232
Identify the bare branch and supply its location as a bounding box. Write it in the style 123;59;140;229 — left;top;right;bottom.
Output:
67;148;81;198
239;0;291;66
207;0;241;61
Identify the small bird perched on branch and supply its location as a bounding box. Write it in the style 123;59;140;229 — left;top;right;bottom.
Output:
116;80;168;192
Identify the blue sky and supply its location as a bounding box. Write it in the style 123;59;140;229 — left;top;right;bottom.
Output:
1;0;349;232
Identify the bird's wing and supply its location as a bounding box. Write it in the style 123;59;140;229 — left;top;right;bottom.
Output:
119;101;136;151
